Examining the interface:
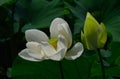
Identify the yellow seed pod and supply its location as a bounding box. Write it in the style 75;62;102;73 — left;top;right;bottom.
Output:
48;37;58;49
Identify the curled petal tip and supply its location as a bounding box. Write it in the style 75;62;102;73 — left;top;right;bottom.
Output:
65;42;84;60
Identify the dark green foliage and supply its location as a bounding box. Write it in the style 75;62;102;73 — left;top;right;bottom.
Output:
0;0;120;79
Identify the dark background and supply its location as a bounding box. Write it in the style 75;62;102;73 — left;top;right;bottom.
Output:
0;0;120;79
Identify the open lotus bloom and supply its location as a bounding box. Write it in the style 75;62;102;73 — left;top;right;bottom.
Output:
81;12;107;50
19;18;84;61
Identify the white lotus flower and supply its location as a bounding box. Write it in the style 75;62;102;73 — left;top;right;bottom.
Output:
18;18;84;61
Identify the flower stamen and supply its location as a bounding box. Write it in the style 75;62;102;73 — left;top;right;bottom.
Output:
48;37;58;49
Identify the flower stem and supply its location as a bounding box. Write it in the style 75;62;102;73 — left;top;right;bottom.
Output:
96;49;105;79
59;61;64;79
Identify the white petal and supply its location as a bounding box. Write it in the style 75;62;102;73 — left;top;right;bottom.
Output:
40;42;56;57
26;42;40;52
50;18;72;48
65;42;84;60
26;42;45;59
48;48;67;61
48;35;67;61
25;29;49;43
18;49;43;61
28;49;45;60
57;34;67;50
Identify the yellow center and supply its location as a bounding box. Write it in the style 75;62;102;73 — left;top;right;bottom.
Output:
48;37;58;49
